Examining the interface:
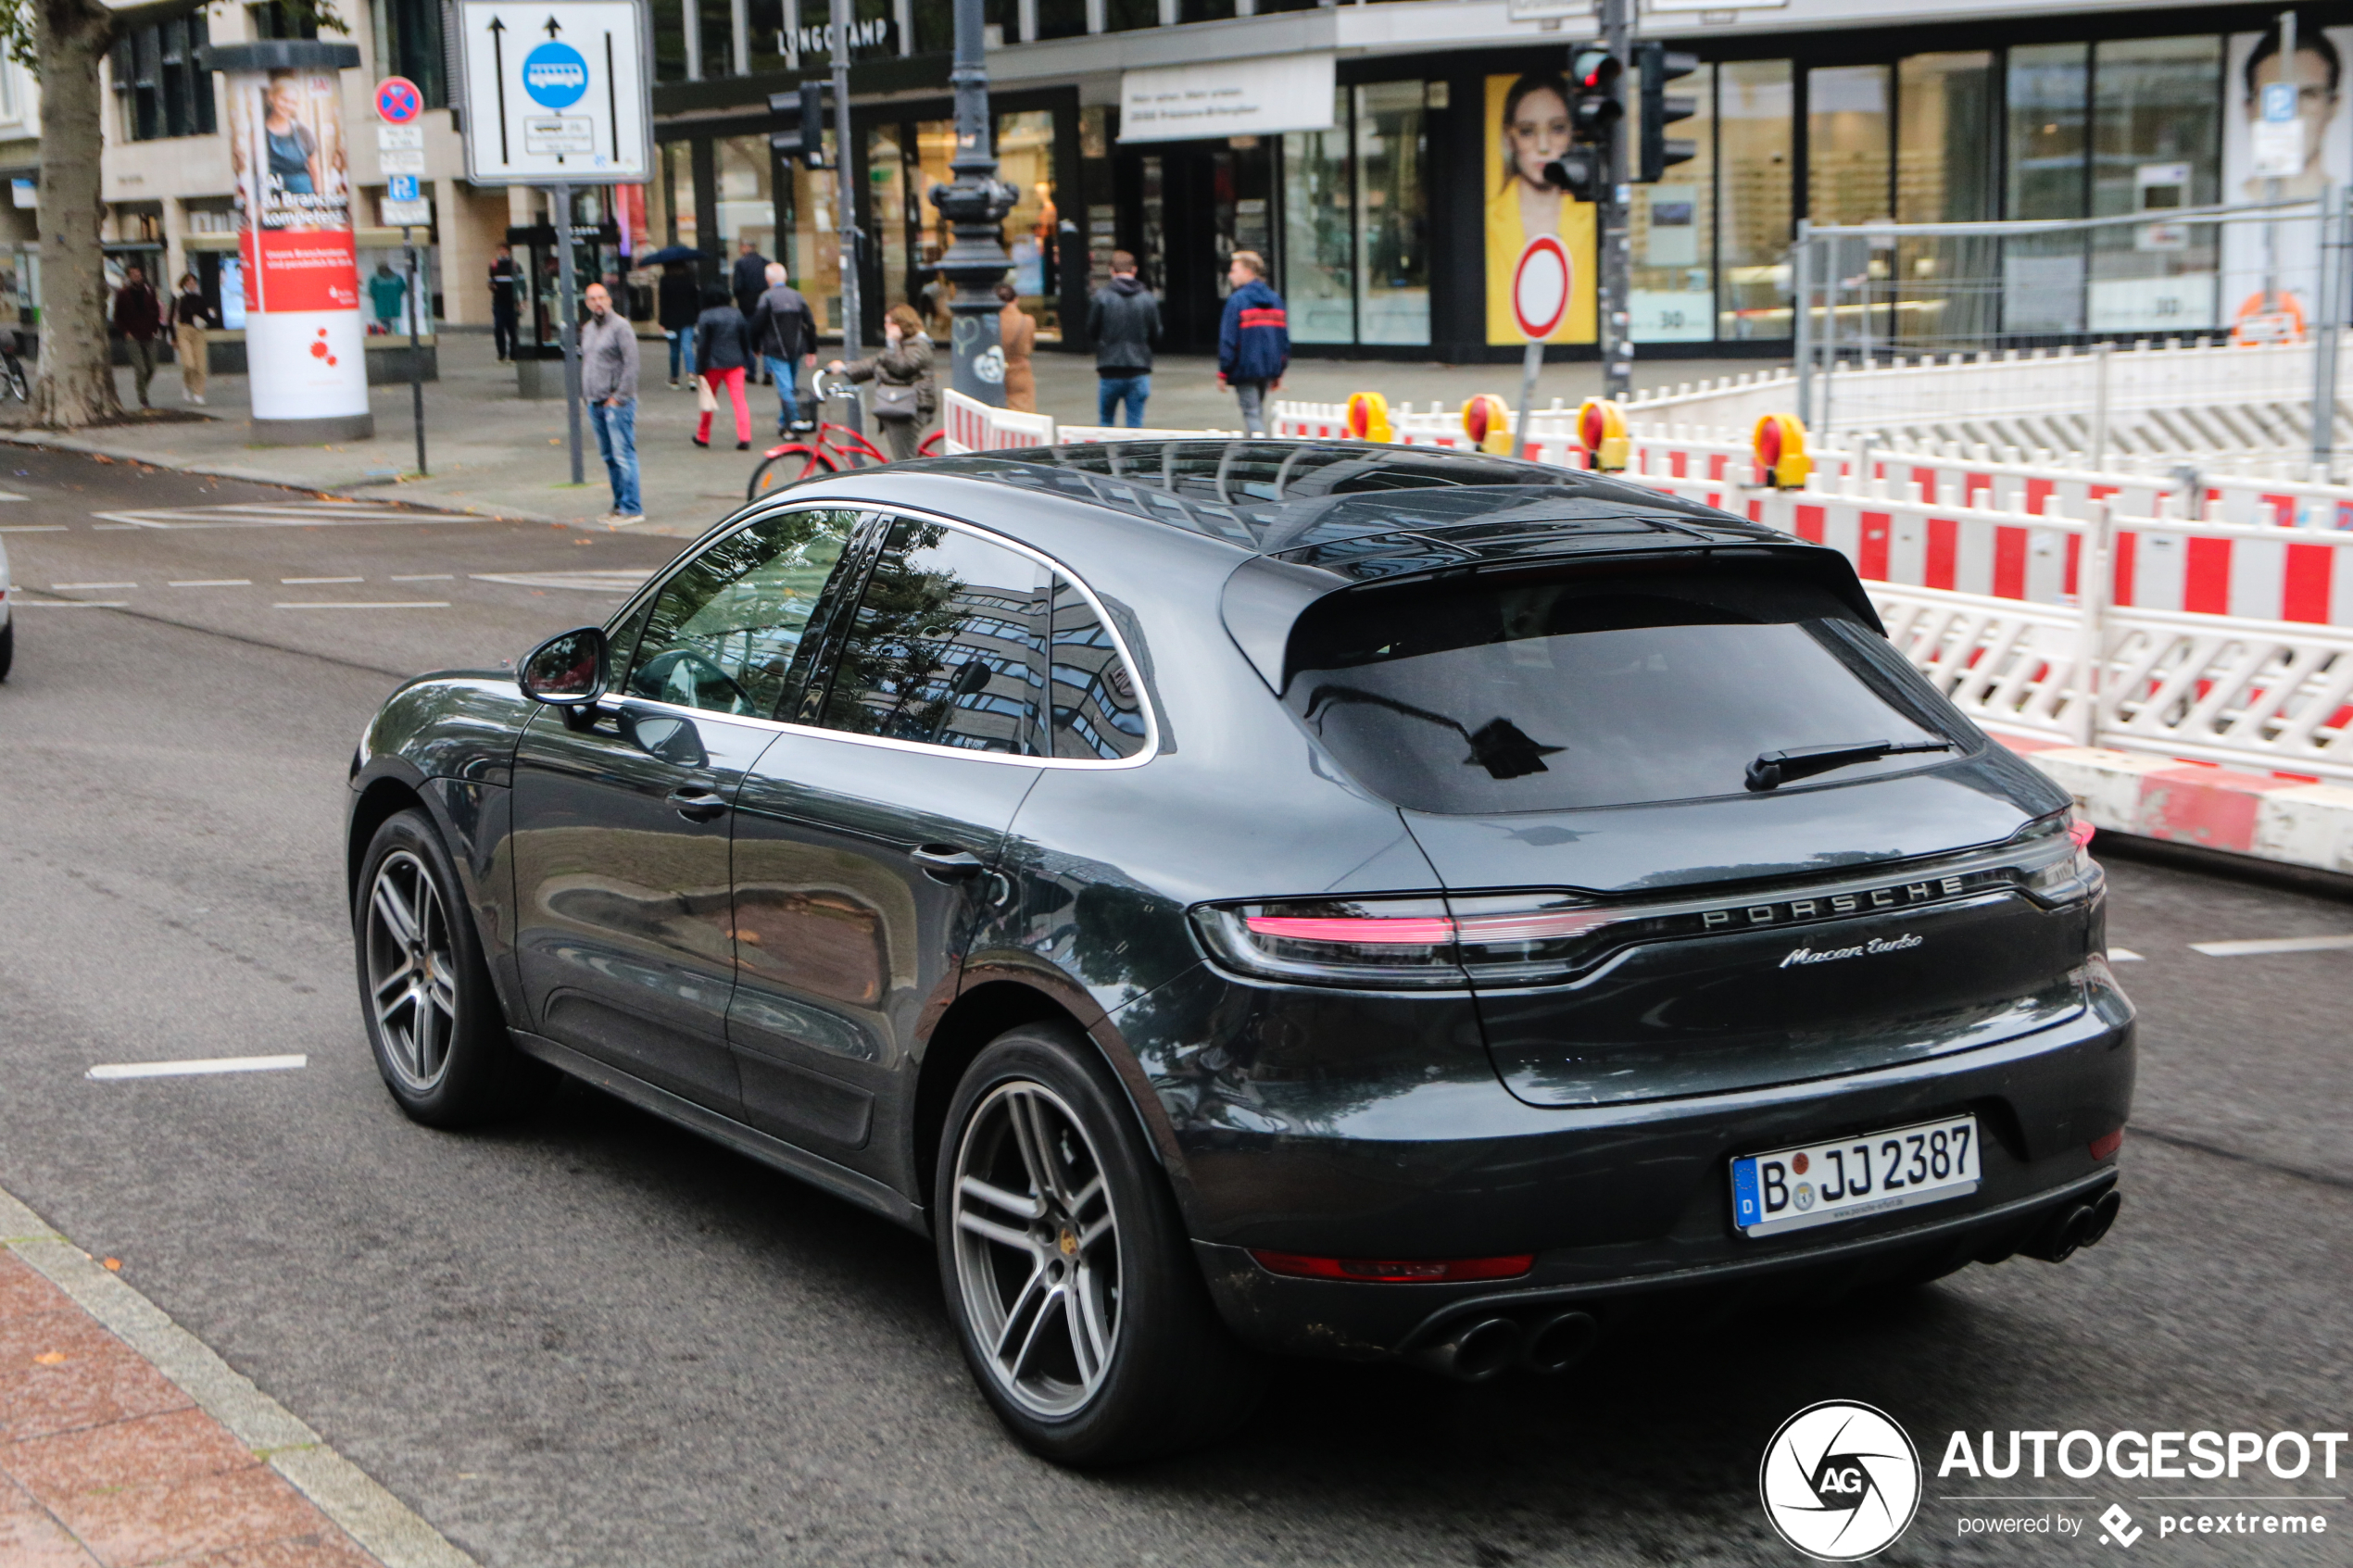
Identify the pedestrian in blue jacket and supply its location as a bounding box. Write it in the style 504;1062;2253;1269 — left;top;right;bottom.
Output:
1216;250;1288;437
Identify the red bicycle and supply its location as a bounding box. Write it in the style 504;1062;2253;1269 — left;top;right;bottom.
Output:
745;370;945;500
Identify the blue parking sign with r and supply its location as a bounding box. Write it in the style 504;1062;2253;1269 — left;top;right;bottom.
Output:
2263;82;2297;122
388;174;420;202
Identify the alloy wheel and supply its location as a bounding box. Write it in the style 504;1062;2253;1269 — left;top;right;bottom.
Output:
364;849;459;1092
950;1080;1124;1419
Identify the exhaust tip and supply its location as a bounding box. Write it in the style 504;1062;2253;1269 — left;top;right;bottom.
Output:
2027;1202;2095;1262
2081;1187;2121;1248
1408;1316;1524;1382
1522;1310;1600;1375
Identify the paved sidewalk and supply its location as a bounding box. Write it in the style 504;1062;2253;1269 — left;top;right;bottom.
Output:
0;333;1768;541
0;1190;471;1568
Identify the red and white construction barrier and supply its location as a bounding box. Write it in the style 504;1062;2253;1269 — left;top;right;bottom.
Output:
2010;740;2353;876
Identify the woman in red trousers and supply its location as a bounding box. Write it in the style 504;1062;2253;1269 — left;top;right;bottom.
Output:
692;283;754;449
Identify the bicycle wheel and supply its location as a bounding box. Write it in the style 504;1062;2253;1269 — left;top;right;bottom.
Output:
918;429;945;458
746;445;836;501
4;358;26;403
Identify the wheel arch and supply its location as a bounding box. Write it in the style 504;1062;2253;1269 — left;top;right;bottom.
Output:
347;771;434;907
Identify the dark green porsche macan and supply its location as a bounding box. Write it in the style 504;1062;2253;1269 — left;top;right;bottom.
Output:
346;441;2133;1463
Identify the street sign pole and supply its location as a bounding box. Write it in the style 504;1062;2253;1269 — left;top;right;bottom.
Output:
831;0;863;427
551;182;584;484
1599;0;1632;402
1510;234;1571;458
403;226;427;475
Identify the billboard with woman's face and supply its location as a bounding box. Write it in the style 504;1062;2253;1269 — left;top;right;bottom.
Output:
2221;18;2351;337
221;65;366;424
1486;72;1597;345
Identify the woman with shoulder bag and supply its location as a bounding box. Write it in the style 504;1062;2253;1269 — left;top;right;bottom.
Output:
828;303;935;461
693;282;754;450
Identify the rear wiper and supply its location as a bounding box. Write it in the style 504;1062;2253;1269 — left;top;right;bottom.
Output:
1745;738;1954;792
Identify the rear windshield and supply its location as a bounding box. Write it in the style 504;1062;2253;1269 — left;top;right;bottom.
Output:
1281;567;1964;814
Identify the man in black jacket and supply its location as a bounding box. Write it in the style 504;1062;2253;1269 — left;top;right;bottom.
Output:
749;261;819;433
1085;251;1159;428
731;239;771;382
657;261;700;388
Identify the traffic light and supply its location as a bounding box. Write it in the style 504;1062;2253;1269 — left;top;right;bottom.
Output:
1541;44;1619;203
1636;42;1699;183
767;82;830;168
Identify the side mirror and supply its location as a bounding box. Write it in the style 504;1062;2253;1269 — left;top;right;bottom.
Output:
519;625;610;706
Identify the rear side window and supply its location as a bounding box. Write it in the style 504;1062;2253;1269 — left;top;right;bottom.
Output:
1283;567;1961;814
818;517;1049;755
1047;575;1147;760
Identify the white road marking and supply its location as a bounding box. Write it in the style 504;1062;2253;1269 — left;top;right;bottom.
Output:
274;600;449;609
90;502;484;530
2189;935;2353;957
282;576;364;584
388;573;454;582
0;491;27;500
471;569;647;593
86;1054;307;1081
12;600;129;608
2108;948;2145;961
169;579;252;587
0;524;66;533
52;582;137;590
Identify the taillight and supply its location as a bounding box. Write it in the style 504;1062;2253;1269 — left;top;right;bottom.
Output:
1192;895;1626;988
1250;1250;1535;1284
2011;809;2102;908
2089;1128;2124;1160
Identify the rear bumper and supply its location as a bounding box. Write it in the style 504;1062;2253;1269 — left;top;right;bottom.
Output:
1164;988;2133;1361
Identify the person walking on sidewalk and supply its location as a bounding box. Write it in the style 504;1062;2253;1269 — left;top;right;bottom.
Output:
828;303;936;461
169;273;213;406
111;264;162;410
749;261;818;433
658;260;700;388
731;239;771;383
1086;251;1158;428
488;245;521;362
1217;251;1287;438
580;282;644;522
997;282;1037;413
693;282;755;450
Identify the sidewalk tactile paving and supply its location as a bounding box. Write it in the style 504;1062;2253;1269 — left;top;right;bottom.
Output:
0;1254;386;1568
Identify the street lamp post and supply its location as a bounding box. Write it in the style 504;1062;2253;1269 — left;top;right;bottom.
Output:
928;0;1015;405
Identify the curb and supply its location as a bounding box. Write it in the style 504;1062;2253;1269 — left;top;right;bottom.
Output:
2003;737;2353;878
0;1182;477;1568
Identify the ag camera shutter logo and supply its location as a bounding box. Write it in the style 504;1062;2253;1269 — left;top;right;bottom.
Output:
1760;1400;1922;1561
522;42;589;109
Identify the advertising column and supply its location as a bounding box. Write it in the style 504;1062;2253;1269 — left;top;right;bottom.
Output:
204;41;373;444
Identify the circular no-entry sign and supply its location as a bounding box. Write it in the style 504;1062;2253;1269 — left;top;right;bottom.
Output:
376;76;423;124
1512;233;1572;343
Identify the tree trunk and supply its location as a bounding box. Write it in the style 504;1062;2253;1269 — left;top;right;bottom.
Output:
31;0;121;428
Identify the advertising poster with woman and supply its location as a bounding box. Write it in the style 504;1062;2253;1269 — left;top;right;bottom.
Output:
1485;71;1597;345
221;56;371;436
2220;17;2352;341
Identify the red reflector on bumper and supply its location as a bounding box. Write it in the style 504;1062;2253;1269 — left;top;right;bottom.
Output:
1249;1249;1535;1284
2089;1128;2124;1160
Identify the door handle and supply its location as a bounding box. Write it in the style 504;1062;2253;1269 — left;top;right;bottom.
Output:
667;784;729;822
912;844;986;881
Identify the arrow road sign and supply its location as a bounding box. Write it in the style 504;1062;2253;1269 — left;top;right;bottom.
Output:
459;1;648;183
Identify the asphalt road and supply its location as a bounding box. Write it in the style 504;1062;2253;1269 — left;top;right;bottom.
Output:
1;449;2348;1568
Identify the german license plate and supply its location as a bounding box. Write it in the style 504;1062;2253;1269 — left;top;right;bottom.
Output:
1731;1115;1980;1237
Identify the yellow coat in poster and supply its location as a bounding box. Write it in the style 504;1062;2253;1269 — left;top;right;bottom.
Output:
1485;72;1598;345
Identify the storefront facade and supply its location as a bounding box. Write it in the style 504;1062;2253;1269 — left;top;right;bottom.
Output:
645;0;2346;361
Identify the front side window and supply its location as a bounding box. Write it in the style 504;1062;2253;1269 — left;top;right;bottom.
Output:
623;508;862;717
819;519;1048;755
1284;567;1964;814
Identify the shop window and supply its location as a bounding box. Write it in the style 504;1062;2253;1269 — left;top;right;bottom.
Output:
1102;0;1157;29
1037;0;1088;40
698;0;733;77
1353;82;1428;345
2091;36;2221;333
1281;95;1353;343
1177;0;1232;22
1806;64;1891;227
1894;52;1994;345
1629;61;1712;343
654;0;688;81
112;14;217;142
748;0;791;73
1717;59;1792;340
999;111;1063;336
716;134;777;293
2001;42;2088;333
370;0;446;107
914;0;1013;53
867;124;918;329
785;159;845;333
246;2;318;38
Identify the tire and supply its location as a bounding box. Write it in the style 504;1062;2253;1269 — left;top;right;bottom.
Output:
0;619;12;683
935;1023;1265;1465
354;808;552;1127
747;445;836;501
3;359;26;403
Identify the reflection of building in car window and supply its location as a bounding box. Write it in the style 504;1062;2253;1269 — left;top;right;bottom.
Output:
1049;577;1146;760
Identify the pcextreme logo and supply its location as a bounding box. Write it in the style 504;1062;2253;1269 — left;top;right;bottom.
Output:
1759;1401;1923;1561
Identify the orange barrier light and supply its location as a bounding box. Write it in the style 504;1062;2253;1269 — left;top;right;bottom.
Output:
1754;412;1812;490
1577;397;1629;471
1461;395;1515;455
1345;391;1393;444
